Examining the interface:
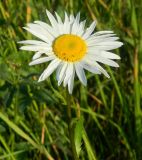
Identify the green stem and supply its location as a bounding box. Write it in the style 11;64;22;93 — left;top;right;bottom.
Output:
66;90;79;160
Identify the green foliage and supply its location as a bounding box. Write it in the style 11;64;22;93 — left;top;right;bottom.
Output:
0;0;142;159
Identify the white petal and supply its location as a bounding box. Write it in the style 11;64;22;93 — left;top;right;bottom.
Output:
82;21;97;39
63;12;70;34
76;20;86;36
38;59;61;82
26;23;54;41
87;37;119;46
63;63;73;87
29;56;55;65
100;51;120;59
32;51;43;60
69;14;75;23
87;46;102;52
46;10;58;28
18;40;49;45
58;62;68;86
23;27;51;44
95;56;119;67
56;62;63;81
93;31;114;36
93;61;110;78
57;23;64;35
68;67;75;94
87;50;120;60
20;45;52;51
83;56;110;78
71;21;78;34
88;41;123;51
34;21;59;37
32;51;53;60
75;63;87;86
80;61;101;74
71;12;80;34
87;54;119;67
76;12;80;23
95;41;123;47
86;33;116;42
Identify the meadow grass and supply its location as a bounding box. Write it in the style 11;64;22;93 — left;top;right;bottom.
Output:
0;0;142;159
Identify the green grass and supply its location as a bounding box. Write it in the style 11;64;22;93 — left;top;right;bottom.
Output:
0;0;142;159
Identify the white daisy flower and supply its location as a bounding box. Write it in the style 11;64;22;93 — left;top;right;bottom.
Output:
19;10;123;94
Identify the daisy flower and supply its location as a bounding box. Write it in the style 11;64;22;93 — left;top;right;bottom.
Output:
19;10;123;94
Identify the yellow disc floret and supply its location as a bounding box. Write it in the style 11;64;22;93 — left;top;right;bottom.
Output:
53;34;87;62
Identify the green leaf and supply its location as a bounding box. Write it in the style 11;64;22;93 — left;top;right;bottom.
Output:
131;1;138;35
83;128;97;160
74;116;84;156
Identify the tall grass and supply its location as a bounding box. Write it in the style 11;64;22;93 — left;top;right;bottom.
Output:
0;0;142;159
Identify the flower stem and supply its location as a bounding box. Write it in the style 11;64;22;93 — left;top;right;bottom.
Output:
66;90;79;160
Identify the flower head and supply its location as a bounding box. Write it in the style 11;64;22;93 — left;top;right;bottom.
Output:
19;10;123;94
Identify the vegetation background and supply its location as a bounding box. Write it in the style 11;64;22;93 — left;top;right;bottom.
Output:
0;0;142;159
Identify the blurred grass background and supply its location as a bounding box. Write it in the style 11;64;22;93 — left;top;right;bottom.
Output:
0;0;142;159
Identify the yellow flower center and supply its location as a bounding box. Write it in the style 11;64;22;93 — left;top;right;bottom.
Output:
53;34;87;62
